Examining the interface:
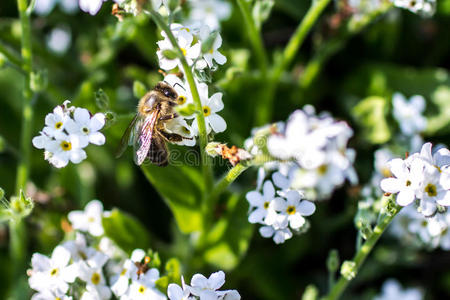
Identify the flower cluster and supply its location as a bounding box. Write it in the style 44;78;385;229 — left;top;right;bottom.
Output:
168;271;240;300
380;142;450;217
28;200;240;300
32;102;106;168
246;180;316;244
157;23;226;73
374;279;423;300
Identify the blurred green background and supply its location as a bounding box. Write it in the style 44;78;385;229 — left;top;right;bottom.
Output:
1;0;450;299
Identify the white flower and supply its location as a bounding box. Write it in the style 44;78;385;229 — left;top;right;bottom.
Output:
157;25;201;71
190;83;226;134
47;26;71;55
45;133;86;168
110;249;146;297
31;290;72;300
126;268;166;300
416;163;450;216
187;0;232;30
392;93;427;136
380;158;425;206
246;181;279;225
392;0;436;16
79;0;106;15
68;200;105;236
42;105;70;138
190;271;240;300
65;108;106;147
196;25;227;69
259;216;292;244
78;263;112;300
167;277;193;300
374;279;423;300
62;233;109;268
29;246;77;295
273;191;315;229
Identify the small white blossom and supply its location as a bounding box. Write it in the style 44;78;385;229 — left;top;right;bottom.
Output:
167;277;193;300
273;190;315;230
125;268;166;300
246;181;279;225
374;279;423;300
190;271;240;300
78;263;112;300
190;83;226;134
31;290;73;300
68;200;106;236
187;0;231;30
29;246;77;295
392;93;427;136
392;0;436;16
65;108;106;147
196;25;227;69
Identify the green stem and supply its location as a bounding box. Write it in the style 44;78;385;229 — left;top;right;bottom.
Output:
235;0;268;77
15;0;33;195
0;41;23;67
256;0;331;125
325;206;401;300
299;2;393;89
208;163;249;206
146;9;213;191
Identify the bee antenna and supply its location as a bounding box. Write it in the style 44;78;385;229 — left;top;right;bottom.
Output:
173;82;186;91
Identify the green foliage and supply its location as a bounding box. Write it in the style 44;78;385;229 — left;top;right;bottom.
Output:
352;96;391;144
141;164;204;233
155;258;182;293
133;80;148;99
202;194;253;270
102;208;151;254
252;0;275;29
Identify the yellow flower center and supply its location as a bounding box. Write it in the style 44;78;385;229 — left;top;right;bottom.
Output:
50;268;59;276
286;206;296;215
424;183;437;197
78;250;87;260
202;106;211;117
178;95;186;105
182;27;190;33
318;165;328;175
180;48;187;56
56;298;61;300
82;127;90;134
138;285;146;294
120;268;127;276
60;141;72;151
405;180;411;186
91;272;101;285
88;216;95;223
209;48;214;54
55;122;63;129
263;201;270;209
381;167;392;178
182;127;191;134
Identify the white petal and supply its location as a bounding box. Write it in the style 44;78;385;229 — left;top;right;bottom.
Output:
263;181;275;199
167;283;183;300
259;226;274;238
89;113;106;131
191;273;208;289
213;51;227;65
51;245;71;268
208;113;227;133
297;200;316;216
380;178;401;193
69;149;87;164
131;249;146;262
246;191;263;207
289;213;305;229
85;200;104;217
272;197;286;211
74;108;90;124
208;93;224;112
249;208;266;224
208;271;225;290
32;135;49;149
285;190;300;206
88;132;105;145
272;172;290;189
31;253;51;271
396;190;415;206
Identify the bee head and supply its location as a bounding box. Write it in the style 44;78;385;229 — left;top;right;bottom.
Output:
155;82;178;100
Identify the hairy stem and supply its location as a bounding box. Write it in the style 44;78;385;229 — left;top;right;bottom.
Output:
208;163;249;206
256;0;331;125
235;0;268;77
147;9;213;191
12;0;33;295
325;205;401;300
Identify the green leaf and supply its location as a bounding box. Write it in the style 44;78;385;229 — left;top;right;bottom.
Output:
203;193;253;270
426;86;450;135
155;258;182;293
102;208;151;254
141;164;204;233
133;80;148;99
353;96;391;144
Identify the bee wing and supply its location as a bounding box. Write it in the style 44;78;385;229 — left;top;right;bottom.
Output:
115;114;139;158
148;132;169;166
133;110;160;165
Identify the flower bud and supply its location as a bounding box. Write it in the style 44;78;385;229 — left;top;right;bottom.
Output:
95;88;110;110
340;260;356;280
301;285;319;300
161;49;178;60
326;249;339;273
206;142;223;157
30;69;48;92
10;190;34;219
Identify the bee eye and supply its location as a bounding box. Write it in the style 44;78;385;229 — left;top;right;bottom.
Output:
163;89;171;97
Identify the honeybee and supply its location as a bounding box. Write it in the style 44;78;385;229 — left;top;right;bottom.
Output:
116;82;187;166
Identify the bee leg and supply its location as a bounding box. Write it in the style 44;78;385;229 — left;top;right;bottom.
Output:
159;113;179;121
159;130;183;142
